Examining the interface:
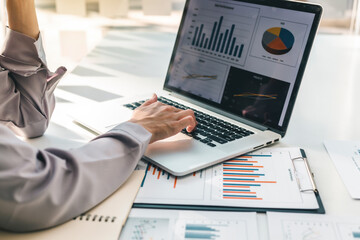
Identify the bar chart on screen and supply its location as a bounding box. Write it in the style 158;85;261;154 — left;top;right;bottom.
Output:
120;209;259;240
180;0;259;66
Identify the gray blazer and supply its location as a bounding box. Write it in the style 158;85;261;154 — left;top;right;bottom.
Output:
0;29;151;232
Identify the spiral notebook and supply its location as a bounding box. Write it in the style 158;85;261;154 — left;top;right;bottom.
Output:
0;170;145;240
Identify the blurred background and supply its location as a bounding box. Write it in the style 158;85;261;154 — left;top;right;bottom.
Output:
0;0;359;73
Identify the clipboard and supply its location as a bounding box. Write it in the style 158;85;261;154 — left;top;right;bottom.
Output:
133;148;325;214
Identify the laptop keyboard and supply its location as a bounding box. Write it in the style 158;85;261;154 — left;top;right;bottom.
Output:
124;97;254;147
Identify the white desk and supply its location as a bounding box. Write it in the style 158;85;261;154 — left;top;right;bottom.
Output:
27;29;360;239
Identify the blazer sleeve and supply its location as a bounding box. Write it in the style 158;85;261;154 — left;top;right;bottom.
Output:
0;122;151;232
0;29;66;138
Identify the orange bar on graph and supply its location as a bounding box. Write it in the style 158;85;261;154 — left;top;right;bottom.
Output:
193;172;196;176
223;165;263;168
223;169;254;173
157;170;161;179
223;197;263;200
223;185;250;188
223;174;260;178
174;177;178;188
148;165;151;171
224;180;277;183
223;191;257;194
226;160;258;163
152;167;156;175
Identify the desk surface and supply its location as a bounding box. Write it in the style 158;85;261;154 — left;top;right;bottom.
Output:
27;29;360;239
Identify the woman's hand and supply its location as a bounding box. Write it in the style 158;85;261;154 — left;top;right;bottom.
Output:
129;94;197;144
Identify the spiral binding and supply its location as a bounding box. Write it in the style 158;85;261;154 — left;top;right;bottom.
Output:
73;214;117;223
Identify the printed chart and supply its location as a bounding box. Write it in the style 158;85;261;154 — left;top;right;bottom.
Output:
267;212;360;240
120;217;169;240
136;163;206;200
324;140;360;199
135;148;318;210
120;209;258;240
210;152;301;203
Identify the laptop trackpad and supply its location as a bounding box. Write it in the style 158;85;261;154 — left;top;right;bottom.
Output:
145;133;193;154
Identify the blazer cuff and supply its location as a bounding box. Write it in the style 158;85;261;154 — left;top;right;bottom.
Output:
95;122;152;148
0;28;45;77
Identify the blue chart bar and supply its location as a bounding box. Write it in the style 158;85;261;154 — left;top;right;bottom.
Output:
208;21;218;50
353;232;360;238
204;38;209;49
224;167;259;171
140;163;150;187
238;44;244;58
212;16;223;51
192;27;199;46
216;33;223;52
196;24;204;46
224;189;250;192
224;163;254;166
185;224;219;239
244;154;272;157
200;34;205;48
223;178;255;181
225;24;234;54
223;195;258;198
185;232;218;239
191;16;244;59
229;37;236;55
186;224;217;231
221;30;228;53
234;45;239;57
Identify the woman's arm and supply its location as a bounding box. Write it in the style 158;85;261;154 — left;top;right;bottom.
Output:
0;1;66;138
7;0;40;39
0;122;151;232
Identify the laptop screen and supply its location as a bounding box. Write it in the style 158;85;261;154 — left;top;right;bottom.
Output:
164;0;321;135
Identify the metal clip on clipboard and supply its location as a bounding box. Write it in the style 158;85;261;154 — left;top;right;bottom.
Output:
291;152;318;194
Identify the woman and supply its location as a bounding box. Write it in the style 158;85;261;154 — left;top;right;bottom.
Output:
0;0;196;232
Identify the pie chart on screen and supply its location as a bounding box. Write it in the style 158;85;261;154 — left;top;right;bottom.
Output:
262;27;295;55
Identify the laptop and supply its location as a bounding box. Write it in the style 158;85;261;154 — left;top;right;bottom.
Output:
71;0;322;176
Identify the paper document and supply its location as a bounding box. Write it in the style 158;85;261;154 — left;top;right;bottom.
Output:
324;140;360;199
267;212;360;240
135;148;318;209
119;209;258;240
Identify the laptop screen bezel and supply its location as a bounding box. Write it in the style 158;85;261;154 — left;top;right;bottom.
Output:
163;0;322;137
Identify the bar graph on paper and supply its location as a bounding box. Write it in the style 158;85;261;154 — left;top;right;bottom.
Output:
220;154;274;200
135;150;306;208
268;212;360;240
176;219;250;240
181;3;259;66
120;209;258;240
211;152;302;203
136;163;206;200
